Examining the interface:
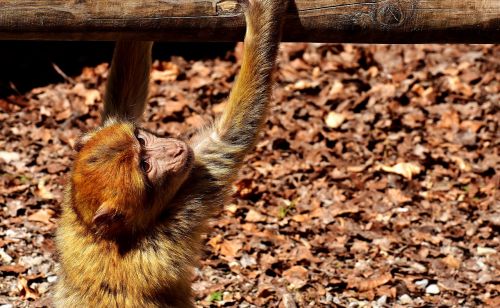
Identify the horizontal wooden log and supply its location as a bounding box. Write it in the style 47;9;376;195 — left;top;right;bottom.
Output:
0;0;499;43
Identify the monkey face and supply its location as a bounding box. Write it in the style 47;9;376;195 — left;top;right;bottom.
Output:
71;121;193;237
135;129;193;188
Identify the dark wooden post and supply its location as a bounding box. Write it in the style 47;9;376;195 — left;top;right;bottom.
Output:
0;0;499;43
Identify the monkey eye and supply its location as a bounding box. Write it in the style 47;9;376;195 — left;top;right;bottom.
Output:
137;135;146;147
140;158;152;173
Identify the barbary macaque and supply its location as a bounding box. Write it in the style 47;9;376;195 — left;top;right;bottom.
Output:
54;0;288;307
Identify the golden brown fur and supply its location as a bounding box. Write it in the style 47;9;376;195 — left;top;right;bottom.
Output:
55;0;287;307
103;41;153;122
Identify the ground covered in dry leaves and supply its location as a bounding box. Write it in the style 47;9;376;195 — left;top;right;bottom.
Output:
0;43;498;307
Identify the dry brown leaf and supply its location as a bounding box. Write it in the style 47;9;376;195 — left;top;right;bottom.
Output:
84;89;101;106
55;109;72;121
483;296;500;306
350;240;370;254
35;178;55;200
46;163;66;174
330;168;349;180
185;114;205;128
285;80;319;91
291;214;310;223
164;101;186;114
349;272;392;291
72;83;101;106
233;178;257;199
28;209;55;225
331;204;361;217
441;255;461;269
1;184;30;195
450;156;472;172
292;246;314;262
387;188;412;204
438;110;460;129
347;158;373;173
376;285;397;298
245;209;265;222
280;291;297;308
189;76;210;89
328;80;344;96
220;239;243;258
476;246;496;256
282;266;308;289
225;204;238;214
379;162;422;180
191;61;211;77
31;127;52;143
256;283;275;298
460;120;483;133
151;63;180;82
17;277;39;300
208;234;222;251
438;279;468;294
0;264;26;274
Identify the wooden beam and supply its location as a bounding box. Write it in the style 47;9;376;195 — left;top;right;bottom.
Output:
0;0;499;43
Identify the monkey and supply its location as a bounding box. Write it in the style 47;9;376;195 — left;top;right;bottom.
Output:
54;0;288;307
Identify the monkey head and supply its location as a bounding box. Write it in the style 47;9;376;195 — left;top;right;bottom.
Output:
71;120;193;237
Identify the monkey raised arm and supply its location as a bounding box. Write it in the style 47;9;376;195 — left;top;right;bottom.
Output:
193;0;287;185
102;41;153;123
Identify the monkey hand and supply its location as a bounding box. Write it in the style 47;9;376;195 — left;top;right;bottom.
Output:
247;0;289;13
244;0;289;29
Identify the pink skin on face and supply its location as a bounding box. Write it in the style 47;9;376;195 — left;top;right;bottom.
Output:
136;130;193;184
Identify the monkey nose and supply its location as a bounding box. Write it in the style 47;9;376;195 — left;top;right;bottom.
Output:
173;145;183;157
163;142;186;159
148;138;191;172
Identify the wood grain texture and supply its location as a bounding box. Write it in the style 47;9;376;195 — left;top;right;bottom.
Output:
0;0;499;42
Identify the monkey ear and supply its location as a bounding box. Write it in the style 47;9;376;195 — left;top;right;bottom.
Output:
92;202;125;227
74;137;85;152
73;133;94;152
